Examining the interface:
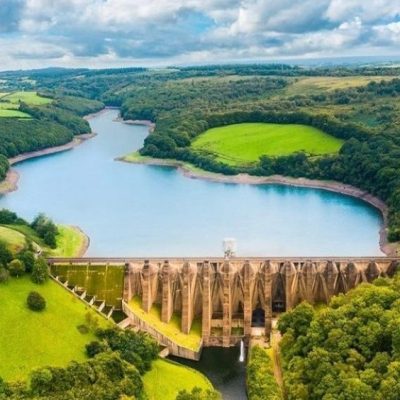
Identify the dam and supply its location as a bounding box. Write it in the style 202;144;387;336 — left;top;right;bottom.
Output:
48;256;399;359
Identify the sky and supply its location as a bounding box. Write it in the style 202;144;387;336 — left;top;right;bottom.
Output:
0;0;399;70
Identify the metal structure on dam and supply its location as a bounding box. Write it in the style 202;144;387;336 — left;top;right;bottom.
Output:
48;256;400;354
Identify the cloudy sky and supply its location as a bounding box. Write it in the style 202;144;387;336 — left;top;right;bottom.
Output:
0;0;399;70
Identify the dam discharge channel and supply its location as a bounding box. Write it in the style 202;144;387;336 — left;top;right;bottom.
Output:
0;108;385;398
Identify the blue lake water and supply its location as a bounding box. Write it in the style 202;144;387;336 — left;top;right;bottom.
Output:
0;108;384;257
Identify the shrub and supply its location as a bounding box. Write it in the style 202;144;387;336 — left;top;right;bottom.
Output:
84;311;99;331
0;267;9;283
17;250;35;273
0;241;13;267
31;257;48;284
77;324;89;335
86;340;108;358
27;291;46;311
176;387;221;400
7;259;25;277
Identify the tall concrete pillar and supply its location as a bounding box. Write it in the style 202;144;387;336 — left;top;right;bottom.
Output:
324;261;338;299
242;261;253;337
123;263;132;302
222;260;233;347
262;261;273;339
181;262;194;334
201;261;212;342
303;261;316;304
141;260;155;313
282;262;296;311
365;261;381;282
161;261;173;323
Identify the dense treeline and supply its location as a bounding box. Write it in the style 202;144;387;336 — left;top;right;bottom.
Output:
0;353;146;400
0;118;73;158
278;275;400;400
0;326;158;399
19;103;90;135
0;93;103;182
247;345;282;400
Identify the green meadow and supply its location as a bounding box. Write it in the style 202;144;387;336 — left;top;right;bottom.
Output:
0;276;109;381
0;226;27;252
0;91;52;119
0;224;87;257
143;359;213;400
2;91;52;105
192;122;344;166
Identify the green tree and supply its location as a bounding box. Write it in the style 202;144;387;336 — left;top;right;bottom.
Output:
7;259;25;277
31;257;48;284
17;250;35;273
0;242;12;267
27;291;46;312
176;387;221;400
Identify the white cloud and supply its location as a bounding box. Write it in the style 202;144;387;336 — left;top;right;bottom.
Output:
0;0;399;69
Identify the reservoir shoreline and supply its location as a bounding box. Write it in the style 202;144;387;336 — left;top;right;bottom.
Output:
0;107;388;258
120;154;393;256
0;107;116;195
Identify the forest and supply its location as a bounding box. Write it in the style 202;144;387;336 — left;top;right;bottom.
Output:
0;91;104;182
278;274;400;400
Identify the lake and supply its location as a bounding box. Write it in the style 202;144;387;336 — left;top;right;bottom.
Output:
0;108;384;257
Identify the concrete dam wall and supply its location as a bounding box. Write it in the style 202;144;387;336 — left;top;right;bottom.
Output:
49;257;400;351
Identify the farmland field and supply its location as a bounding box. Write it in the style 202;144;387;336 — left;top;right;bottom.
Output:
2;91;52;105
0;109;31;118
191;122;343;166
284;76;391;96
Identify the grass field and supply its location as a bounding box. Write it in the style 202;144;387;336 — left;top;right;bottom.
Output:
51;263;124;307
192;123;343;165
1;224;87;257
0;91;51;118
143;359;212;400
2;91;52;105
48;225;87;257
284;76;391;96
129;297;202;351
0;109;31;118
0;226;27;252
0;276;108;380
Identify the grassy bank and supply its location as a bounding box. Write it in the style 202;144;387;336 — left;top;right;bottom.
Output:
0;223;88;257
48;225;88;257
192;122;344;166
143;359;212;400
0;225;27;252
0;276;109;381
128;297;202;351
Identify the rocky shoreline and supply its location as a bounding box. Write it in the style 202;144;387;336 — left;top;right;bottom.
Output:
72;225;90;257
120;155;393;256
